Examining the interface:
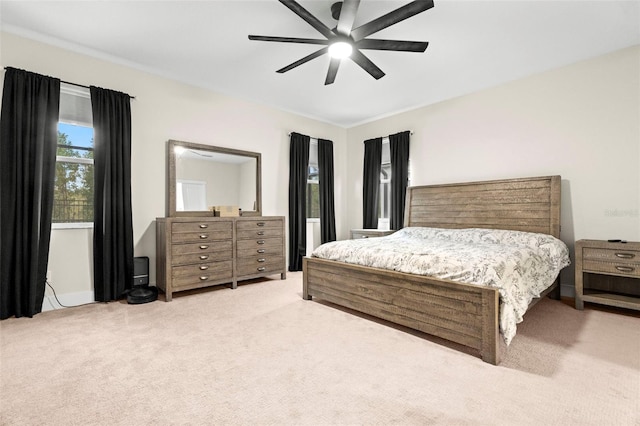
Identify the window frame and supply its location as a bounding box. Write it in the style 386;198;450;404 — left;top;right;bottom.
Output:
53;84;94;230
306;139;320;221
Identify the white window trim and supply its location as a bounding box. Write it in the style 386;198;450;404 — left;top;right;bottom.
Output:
56;155;93;165
52;222;93;230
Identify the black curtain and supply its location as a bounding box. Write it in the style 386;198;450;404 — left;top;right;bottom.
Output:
0;68;60;319
362;137;382;229
288;132;309;271
90;86;134;302
390;131;411;230
318;139;336;243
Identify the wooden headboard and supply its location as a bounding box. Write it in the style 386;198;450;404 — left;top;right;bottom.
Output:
404;175;561;238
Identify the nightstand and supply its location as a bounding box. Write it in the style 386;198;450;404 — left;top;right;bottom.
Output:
574;239;640;311
350;229;395;239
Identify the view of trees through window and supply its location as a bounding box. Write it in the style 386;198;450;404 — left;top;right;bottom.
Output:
306;164;320;219
53;123;94;223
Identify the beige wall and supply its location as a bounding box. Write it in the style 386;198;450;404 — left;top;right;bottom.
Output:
1;32;347;304
3;30;638;302
346;45;640;292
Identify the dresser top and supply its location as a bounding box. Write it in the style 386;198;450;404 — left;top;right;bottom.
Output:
157;216;284;223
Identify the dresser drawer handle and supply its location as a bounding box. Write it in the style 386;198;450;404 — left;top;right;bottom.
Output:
257;249;266;254
615;252;635;259
257;231;265;236
257;267;266;272
199;276;209;281
199;234;208;239
257;240;265;245
615;266;635;273
257;258;266;263
257;222;265;227
199;255;209;260
199;224;208;229
199;245;209;250
199;265;209;270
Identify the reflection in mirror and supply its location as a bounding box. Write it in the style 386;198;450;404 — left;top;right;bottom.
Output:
168;140;261;217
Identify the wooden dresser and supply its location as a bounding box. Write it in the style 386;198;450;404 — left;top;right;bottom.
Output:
156;216;286;301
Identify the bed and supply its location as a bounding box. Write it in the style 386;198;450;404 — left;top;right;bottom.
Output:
302;175;567;365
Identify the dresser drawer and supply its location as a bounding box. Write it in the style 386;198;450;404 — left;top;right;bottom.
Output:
236;219;283;231
171;230;232;243
172;250;232;266
236;237;282;252
236;244;282;258
172;240;232;256
236;256;284;277
583;247;639;264
237;227;283;240
172;221;232;234
172;261;233;288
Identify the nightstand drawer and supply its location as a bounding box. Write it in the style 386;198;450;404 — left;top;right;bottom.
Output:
583;247;639;264
582;261;640;278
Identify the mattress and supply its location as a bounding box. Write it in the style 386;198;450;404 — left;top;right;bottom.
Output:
311;227;570;344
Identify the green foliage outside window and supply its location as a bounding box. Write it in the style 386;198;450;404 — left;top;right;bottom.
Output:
53;131;94;223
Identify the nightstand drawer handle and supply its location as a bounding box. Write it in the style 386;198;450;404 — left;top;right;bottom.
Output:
199;234;208;239
257;231;265;236
257;267;266;272
615;252;635;259
615;266;635;273
257;222;265;227
199;224;208;229
257;249;266;254
199;245;209;250
361;235;369;238
257;240;265;245
199;255;209;260
199;276;209;281
257;258;266;263
199;265;209;270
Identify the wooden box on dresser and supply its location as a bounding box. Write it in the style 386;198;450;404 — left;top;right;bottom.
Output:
157;216;286;301
575;239;640;311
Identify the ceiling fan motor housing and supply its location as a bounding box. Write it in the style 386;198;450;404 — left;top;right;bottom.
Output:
331;2;343;21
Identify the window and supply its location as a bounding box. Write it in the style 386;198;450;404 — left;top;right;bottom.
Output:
306;139;320;219
54;83;94;226
378;139;391;230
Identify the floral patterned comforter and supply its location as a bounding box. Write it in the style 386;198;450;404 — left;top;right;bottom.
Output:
311;227;570;344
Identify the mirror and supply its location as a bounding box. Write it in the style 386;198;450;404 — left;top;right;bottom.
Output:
167;140;261;217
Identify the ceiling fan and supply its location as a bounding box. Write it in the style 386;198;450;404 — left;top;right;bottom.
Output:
248;0;434;85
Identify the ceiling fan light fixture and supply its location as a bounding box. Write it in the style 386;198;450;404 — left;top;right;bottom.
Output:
328;41;353;59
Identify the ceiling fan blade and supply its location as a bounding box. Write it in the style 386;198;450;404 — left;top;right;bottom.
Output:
350;49;385;80
324;57;341;85
350;0;434;41
276;47;329;74
249;35;329;45
279;0;334;39
356;39;428;52
336;0;361;36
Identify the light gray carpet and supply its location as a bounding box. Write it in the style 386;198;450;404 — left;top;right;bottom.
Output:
1;272;638;425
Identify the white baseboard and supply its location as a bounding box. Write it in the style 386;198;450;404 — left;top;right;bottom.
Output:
42;290;95;312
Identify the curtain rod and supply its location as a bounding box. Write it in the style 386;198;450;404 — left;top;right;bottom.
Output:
3;67;135;99
61;79;136;100
288;131;413;138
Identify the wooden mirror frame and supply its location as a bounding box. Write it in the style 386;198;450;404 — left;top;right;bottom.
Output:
167;139;262;217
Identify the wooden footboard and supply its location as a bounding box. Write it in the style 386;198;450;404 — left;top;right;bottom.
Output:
303;257;501;364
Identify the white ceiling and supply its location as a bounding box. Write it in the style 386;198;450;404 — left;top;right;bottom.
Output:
1;1;639;127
